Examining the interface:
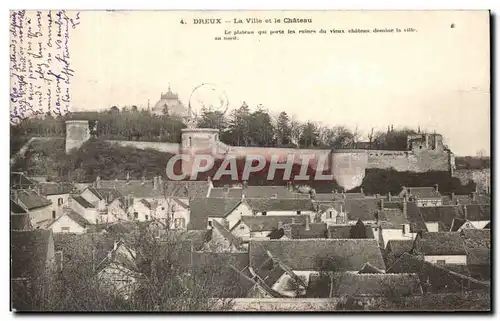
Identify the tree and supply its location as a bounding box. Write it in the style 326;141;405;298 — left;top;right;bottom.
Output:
299;121;319;148
228;102;251;146
248;108;275;147
276;112;292;146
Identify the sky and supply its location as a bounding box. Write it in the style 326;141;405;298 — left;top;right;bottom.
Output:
19;10;491;156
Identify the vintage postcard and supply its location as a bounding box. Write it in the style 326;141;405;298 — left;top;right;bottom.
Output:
9;10;490;312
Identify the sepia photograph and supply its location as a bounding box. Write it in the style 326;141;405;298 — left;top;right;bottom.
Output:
9;9;491;312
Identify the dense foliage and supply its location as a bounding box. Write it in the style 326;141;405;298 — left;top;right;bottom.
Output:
11;104;437;155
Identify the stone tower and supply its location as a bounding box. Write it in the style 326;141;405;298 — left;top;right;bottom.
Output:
180;128;221;176
65;120;90;154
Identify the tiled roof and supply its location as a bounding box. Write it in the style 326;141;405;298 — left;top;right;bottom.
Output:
387;253;489;293
379;206;409;227
189;198;241;230
402;187;442;199
419;206;464;232
344;198;379;221
249;239;385;272
244;186;308;199
461;229;490;266
417;232;466;256
87;186;122;203
10;200;27;214
10;173;37;190
313;193;335;202
72;195;95;209
245;198;315;212
96;179;204;199
13;189;51;210
212;219;243;249
65;208;92;227
358;262;385;274
11;214;31;231
405;202;428;233
208;187;243;198
327;225;374;239
386;239;414;257
284;223;328;239
464;204;490;221
450;218;467;232
241;215;308;232
11;230;53;278
330;272;422;297
139;199;152;209
38;182;74;196
191;251;254;298
172;198;189;209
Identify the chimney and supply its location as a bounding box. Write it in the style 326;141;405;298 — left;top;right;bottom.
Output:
223;184;229;194
141;176;146;185
113;240;119;251
360;187;364;195
403;199;407;217
126;171;130;184
434;184;439;193
291;217;296;224
451;192;456;204
207;176;214;189
153;176;158;190
463;205;468;220
388;192;392;202
96;176;101;188
471;192;477;202
379;199;384;210
277;221;283;230
158;175;163;192
305;217;310;231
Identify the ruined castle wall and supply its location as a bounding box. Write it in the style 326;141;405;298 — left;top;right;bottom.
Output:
66;120;90;154
366;150;450;172
331;151;369;190
105;140;181;154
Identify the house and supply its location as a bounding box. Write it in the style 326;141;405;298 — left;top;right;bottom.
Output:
80;185;122;212
387;253;490;294
95;240;142;300
419;205;465;232
70;195;99;224
377;202;416;248
128;198;153;222
343;198;379;223
204;218;246;252
231;215;309;241
317;201;345;225
104;197;128;223
37;182;74;218
188;198;244;230
462;204;490;229
11;199;32;231
414;232;467;265
248;239;385;297
46;208;92;234
11;230;60;310
399;185;442;207
443;192;490;206
153;197;190;230
11;189;53;228
384;239;415;267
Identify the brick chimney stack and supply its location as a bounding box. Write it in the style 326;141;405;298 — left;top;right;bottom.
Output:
153;176;158;190
388;192;392;202
434;184;439;193
463;204;468;220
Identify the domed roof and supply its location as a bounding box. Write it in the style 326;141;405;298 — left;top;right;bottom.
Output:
160;85;179;100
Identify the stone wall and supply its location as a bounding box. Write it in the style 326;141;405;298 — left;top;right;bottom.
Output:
105;140;181;154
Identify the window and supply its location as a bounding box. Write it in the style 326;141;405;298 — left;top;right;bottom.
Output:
262;211;267;216
58;198;63;206
175;218;186;229
52;211;56;219
134;212;138;219
436;260;446;265
145;215;149;220
208;220;213;227
329;211;333;219
189;137;192;147
240;225;245;230
297;211;301;215
61;227;70;233
161;207;165;211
